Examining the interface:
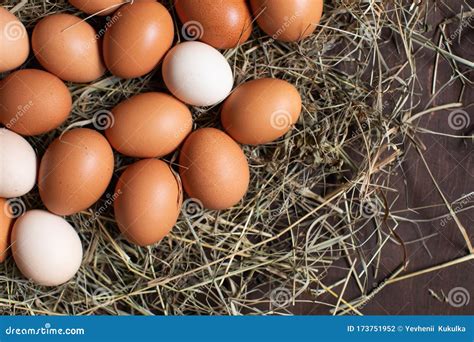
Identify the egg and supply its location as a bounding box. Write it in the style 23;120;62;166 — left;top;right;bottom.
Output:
38;128;114;216
0;198;13;263
179;128;249;210
114;159;182;246
0;7;29;73
32;14;106;83
221;78;302;145
68;0;125;15
0;69;72;136
175;0;252;49
12;210;83;286
0;129;37;198
163;42;233;106
105;92;192;158
250;0;323;42
103;1;174;79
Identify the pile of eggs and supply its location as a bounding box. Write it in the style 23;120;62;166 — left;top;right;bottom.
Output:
0;0;323;286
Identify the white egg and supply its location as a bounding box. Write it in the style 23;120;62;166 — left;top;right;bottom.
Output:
12;210;83;286
162;41;233;107
0;128;37;198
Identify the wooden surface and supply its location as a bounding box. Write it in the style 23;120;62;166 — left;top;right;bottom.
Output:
295;1;474;315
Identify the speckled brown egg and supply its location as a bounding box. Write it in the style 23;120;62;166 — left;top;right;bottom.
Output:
105;92;192;158
0;69;72;136
38;128;114;216
114;159;182;246
103;1;174;78
179;128;249;210
221;78;301;145
175;0;252;49
0;198;13;263
250;0;323;42
0;7;29;73
32;14;106;83
69;0;125;15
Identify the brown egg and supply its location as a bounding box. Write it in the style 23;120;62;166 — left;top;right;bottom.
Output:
38;128;114;216
179;128;249;210
103;1;174;79
32;14;106;83
0;69;72;136
105;92;192;158
0;198;13;263
69;0;125;15
175;0;252;49
250;0;323;42
221;78;301;145
0;7;29;73
114;159;182;246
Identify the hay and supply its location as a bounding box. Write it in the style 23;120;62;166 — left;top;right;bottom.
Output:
0;0;472;315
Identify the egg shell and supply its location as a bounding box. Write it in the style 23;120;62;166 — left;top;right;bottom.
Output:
221;78;302;145
32;14;106;83
179;128;249;210
103;1;174;79
0;198;13;263
0;7;29;73
38;128;114;216
250;0;323;42
12;210;83;286
175;0;252;49
105;92;192;158
162;41;233;106
114;159;182;246
0;129;37;198
68;0;125;15
0;69;72;136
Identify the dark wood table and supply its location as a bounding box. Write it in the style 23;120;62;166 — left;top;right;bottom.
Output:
296;0;473;315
